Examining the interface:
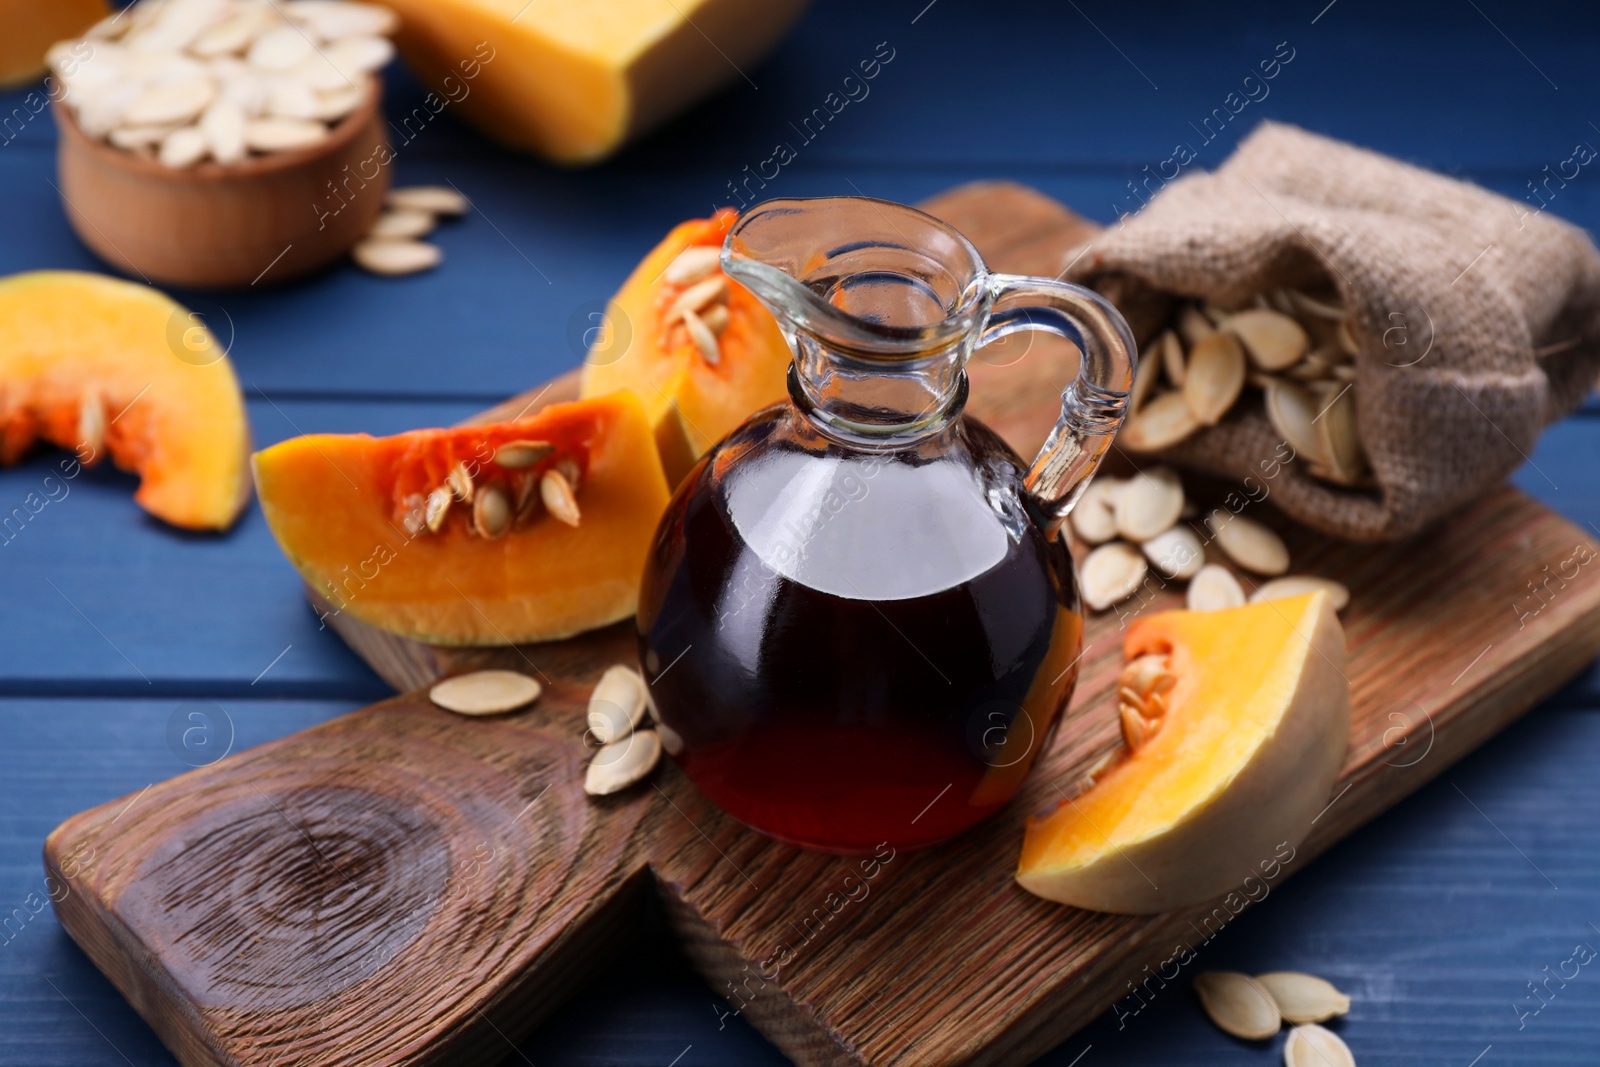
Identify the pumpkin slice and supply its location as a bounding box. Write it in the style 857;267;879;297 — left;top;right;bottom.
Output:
382;0;810;163
1017;592;1350;914
253;393;671;646
0;0;106;88
0;271;250;530
581;209;791;485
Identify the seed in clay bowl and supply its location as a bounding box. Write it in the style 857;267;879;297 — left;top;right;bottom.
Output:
353;239;443;276
1226;308;1309;370
1069;477;1122;545
429;670;542;716
1081;542;1148;612
287;0;402;40
158;126;209;168
1187;563;1246;611
1250;576;1351;613
386;185;470;216
125;79;215;126
1193;971;1281;1040
199;99;247;163
1283;1023;1355;1067
1255;972;1352;1024
249;25;317;70
243;116;328;151
368;209;436;240
1121;390;1201;452
325;35;396;78
1207;508;1290;576
1142;524;1205;580
1114;465;1185;542
1183;331;1246;426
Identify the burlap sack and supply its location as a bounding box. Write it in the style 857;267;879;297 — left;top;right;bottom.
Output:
1069;121;1600;542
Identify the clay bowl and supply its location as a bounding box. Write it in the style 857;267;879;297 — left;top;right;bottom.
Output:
54;82;390;289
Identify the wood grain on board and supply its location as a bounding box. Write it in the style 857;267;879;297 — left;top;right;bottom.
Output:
45;182;1600;1067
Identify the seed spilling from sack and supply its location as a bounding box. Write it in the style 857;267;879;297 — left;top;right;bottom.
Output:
1118;290;1372;490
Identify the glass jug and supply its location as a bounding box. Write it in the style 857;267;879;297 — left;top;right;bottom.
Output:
637;197;1135;854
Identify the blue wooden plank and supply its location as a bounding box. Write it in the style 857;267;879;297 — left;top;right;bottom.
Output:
3;696;1597;1066
0;398;492;700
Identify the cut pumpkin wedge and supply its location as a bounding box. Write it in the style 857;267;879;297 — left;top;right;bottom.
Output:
0;271;250;530
1017;592;1350;914
581;210;791;485
253;393;671;646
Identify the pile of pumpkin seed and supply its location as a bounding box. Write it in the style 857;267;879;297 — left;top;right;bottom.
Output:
1194;970;1356;1066
352;185;469;277
1072;464;1350;615
1121;289;1370;488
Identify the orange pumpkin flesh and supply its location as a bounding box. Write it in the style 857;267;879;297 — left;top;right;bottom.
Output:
581;210;791;485
253;393;671;646
0;271;251;530
1017;592;1350;914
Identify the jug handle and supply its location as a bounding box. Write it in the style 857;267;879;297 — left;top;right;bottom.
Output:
980;274;1136;539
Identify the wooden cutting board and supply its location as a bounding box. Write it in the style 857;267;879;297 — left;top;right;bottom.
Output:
46;183;1600;1067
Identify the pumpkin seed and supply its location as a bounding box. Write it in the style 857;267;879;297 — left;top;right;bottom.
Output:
554;456;582;493
1226;308;1308;370
472;483;510;539
400;492;427;536
445;461;473;502
244;116;328;151
1119;653;1177;698
1250;576;1351;612
1202;302;1233;326
541;468;581;527
286;0;401;39
1130;337;1161;414
424;486;451;532
78;393;106;459
1264;378;1328;466
1142;524;1205;580
1177;304;1215;346
1255;972;1352;1024
1315;386;1368;484
663;245;721;287
587;664;649;743
1184;331;1246;426
682;308;721;364
1081;542;1147;611
367;209;435;240
1288;288;1346;321
429;669;542;716
268;77;321;120
585;729;663;796
126;79;215;126
1159;329;1186;386
352;238;442;276
668;276;728;321
109;125;175;150
324;35;394;78
1207;509;1290;576
1121;390;1201;452
494;440;555;469
1120;701;1153;751
1193;971;1281;1040
700;304;730;336
1267;288;1298;316
1283;1023;1355;1067
513;474;541;524
248;26;316;70
200;99;247;163
192;14;263;57
1069;477;1122;545
158;125;209;167
657;722;685;756
1187;564;1246;611
1113;466;1184;542
386;186;470;216
1336;316;1361;357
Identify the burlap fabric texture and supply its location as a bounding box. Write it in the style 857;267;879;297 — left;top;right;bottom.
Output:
1069;121;1600;542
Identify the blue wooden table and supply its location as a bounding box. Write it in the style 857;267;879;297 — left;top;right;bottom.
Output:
3;1;1599;1063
